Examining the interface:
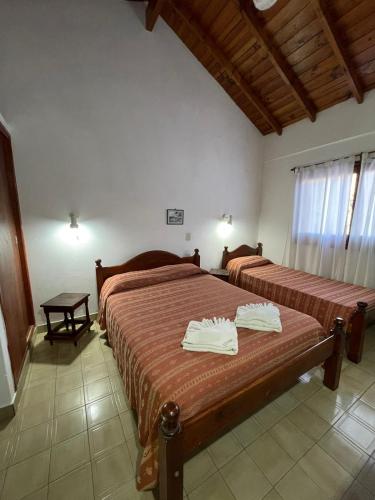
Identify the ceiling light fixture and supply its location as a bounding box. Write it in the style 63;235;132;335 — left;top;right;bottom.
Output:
253;0;278;11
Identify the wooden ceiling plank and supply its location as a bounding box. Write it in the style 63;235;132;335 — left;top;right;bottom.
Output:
239;0;317;122
146;0;166;31
167;1;282;135
311;0;364;103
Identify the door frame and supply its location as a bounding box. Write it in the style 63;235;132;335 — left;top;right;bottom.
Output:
0;120;35;384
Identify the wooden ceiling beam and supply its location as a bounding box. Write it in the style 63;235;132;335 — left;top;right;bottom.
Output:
146;0;166;31
310;0;363;104
238;0;317;122
166;2;282;135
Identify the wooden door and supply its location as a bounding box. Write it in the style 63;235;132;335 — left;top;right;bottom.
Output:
0;122;34;386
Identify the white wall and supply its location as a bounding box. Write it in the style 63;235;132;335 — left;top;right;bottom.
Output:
0;0;264;324
0;306;15;407
258;91;375;263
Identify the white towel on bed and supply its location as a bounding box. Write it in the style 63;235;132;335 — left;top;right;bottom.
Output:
235;303;282;332
182;317;238;355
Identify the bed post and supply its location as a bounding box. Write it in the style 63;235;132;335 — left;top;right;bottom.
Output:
257;242;263;255
193;248;200;267
158;402;183;500
347;301;368;364
95;259;104;301
323;317;346;390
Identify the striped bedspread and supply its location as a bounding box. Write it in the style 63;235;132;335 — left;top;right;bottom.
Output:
100;266;324;490
227;256;375;332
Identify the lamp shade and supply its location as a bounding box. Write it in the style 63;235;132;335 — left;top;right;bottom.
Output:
253;0;278;11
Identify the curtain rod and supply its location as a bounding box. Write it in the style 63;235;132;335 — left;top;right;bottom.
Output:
290;150;375;172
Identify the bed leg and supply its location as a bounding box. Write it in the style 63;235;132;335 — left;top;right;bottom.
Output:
347;301;368;364
323;317;346;390
158;402;183;500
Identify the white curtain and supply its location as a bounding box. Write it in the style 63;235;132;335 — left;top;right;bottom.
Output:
344;153;375;288
288;157;355;279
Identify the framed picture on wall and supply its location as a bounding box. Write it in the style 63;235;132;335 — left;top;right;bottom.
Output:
166;209;184;225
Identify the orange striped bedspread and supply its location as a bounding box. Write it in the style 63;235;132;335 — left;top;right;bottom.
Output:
226;256;375;332
99;264;324;490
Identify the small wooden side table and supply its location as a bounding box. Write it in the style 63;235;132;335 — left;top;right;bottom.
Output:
209;268;230;282
40;293;93;345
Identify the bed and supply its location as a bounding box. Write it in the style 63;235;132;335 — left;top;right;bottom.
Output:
95;248;345;500
222;243;375;364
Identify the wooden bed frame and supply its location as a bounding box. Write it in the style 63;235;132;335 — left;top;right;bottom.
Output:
222;243;369;364
95;248;345;500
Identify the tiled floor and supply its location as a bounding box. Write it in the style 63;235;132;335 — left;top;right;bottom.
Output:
0;323;375;499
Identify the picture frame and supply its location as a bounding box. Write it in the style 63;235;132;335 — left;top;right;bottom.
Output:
166;209;184;225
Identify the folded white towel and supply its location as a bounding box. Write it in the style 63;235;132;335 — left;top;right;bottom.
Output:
182;317;238;355
235;303;282;332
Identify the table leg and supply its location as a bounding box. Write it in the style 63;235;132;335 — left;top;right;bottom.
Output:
64;312;69;332
46;311;53;345
85;299;90;328
70;311;77;346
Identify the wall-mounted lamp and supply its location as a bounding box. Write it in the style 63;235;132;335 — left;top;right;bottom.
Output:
222;213;233;225
69;213;80;240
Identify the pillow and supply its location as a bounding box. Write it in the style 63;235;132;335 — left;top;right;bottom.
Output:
226;256;271;285
98;263;206;328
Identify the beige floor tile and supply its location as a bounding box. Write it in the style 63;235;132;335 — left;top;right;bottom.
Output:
305;388;345;424
340;366;375;397
287;404;330;441
318;385;358;411
299;445;353;498
86;394;118;428
119;411;138;440
357;357;375;377
275;463;329;500
273;391;300;414
12;421;52;464
246;433;294;485
2;449;50;500
221;450;271;500
82;351;105;369
184;449;217;493
349;400;375;431
48;463;94;500
50;431;90;481
53;406;87;443
18;398;54;431
114;390;130;413
83;362;108;385
88;416;125;458
56;357;82;377
21;380;55;408
56;370;83;395
319;428;368;476
334;413;375;454
22;486;48;499
290;375;320;402
361;383;375;409
29;365;57;384
105;358;119;375
101;479;154;499
357;456;375;494
342;480;373;500
254;402;284;430
84;377;113;404
262;489;283;500
109;374;124;393
270;417;314;461
0;437;13;470
126;435;142;470
232;415;265;447
189;472;234;500
54;386;85;416
0;417;18;442
207;432;242;469
92;443;133;498
0;469;5;496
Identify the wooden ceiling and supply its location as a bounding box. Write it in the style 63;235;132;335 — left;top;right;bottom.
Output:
142;0;375;135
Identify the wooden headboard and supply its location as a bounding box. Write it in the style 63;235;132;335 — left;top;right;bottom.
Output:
222;243;263;269
95;249;200;297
